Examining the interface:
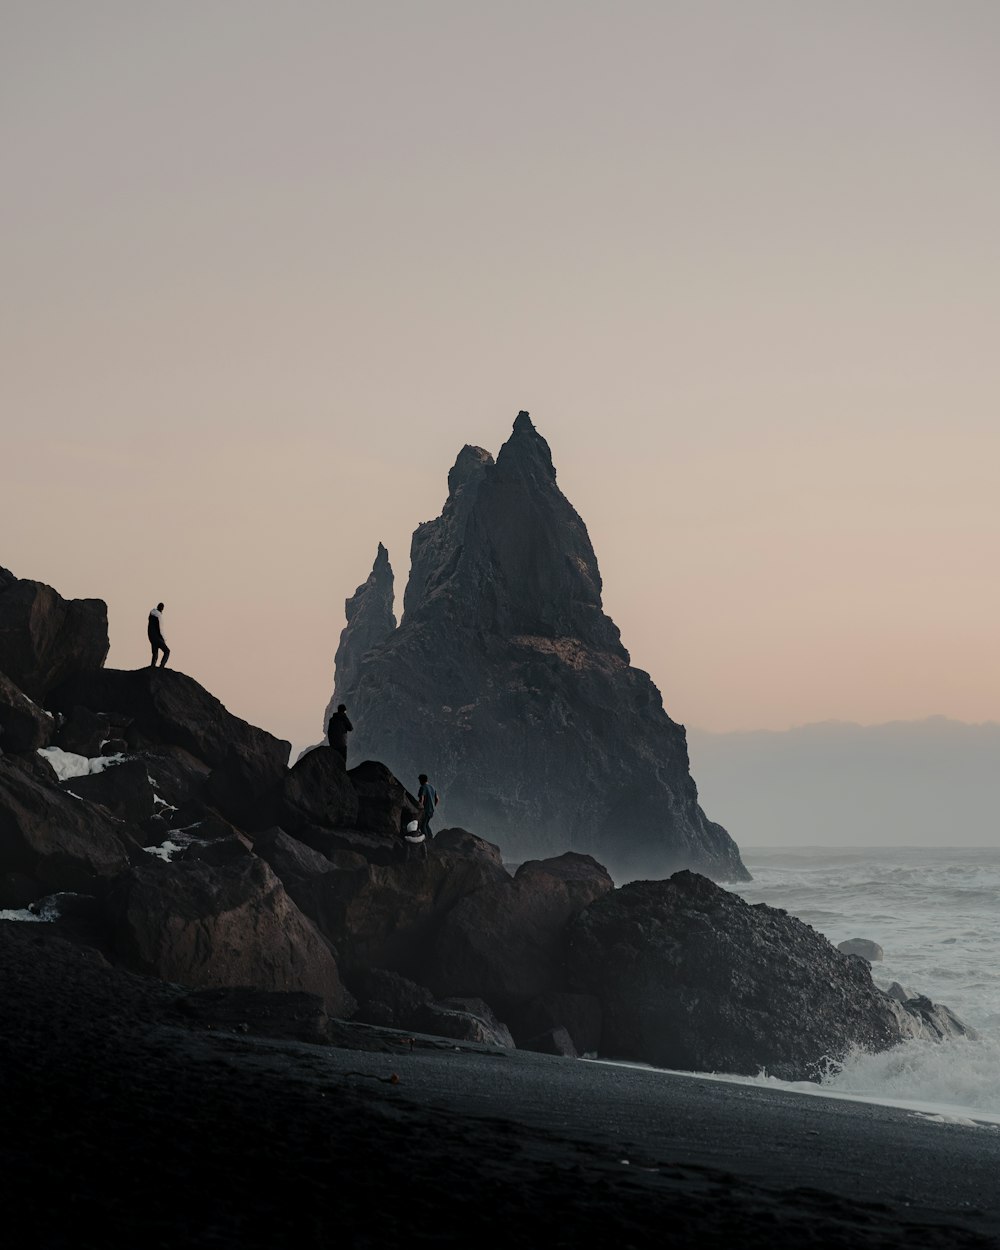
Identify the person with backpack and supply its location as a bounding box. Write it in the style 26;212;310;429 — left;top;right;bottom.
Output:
416;773;438;840
147;603;170;668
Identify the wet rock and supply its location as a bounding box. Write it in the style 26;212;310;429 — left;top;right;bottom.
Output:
886;993;976;1042
567;871;909;1080
885;980;913;1003
0;671;54;753
108;855;355;1016
0;568;109;701
838;938;884;962
329;414;749;882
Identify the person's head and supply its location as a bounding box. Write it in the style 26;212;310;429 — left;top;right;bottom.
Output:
156;602;164;611
337;704;346;713
418;773;428;784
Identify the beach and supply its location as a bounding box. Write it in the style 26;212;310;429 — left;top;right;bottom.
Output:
4;924;998;1249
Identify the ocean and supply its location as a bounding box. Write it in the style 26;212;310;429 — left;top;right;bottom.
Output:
700;846;1000;1124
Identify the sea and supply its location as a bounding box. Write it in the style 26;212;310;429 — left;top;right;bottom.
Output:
688;846;1000;1126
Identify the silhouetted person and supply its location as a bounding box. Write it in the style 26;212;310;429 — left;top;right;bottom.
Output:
327;704;353;762
148;602;169;669
417;773;438;840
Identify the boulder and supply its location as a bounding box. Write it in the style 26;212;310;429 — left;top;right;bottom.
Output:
838;938;884;962
425;852;614;1007
0;754;130;893
410;1000;514;1048
282;745;359;832
508;991;602;1055
885;993;976;1043
352;967;434;1028
49;668;290;829
301;848;509;980
347;759;419;835
60;758;156;825
520;1026;577;1058
567;871;910;1080
884;980;914;1003
0;671;54;753
433;827;504;867
55;706;112;758
0;568;109;701
108;855;355;1016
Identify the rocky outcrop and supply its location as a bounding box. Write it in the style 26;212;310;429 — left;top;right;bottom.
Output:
50;669;290;830
0;567;109;700
109;856;355;1016
329;414;748;882
566;871;970;1080
281;745;359;831
425;853;613;1007
0;754;131;895
324;542;396;733
0;671;54;753
838;938;884;961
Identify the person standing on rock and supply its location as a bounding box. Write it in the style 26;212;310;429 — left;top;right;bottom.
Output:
417;773;438;840
327;704;353;763
147;603;170;669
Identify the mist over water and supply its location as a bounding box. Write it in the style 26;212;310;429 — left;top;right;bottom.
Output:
722;847;1000;1119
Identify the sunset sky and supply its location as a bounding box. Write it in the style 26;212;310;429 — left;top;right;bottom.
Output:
4;1;998;756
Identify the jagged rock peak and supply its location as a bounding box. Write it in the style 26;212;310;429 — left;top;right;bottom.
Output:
496;410;556;480
448;445;494;495
327;543;396;724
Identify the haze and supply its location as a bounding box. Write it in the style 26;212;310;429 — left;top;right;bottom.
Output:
3;1;999;762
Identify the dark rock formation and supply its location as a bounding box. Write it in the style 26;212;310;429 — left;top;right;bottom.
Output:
425;852;613;1008
324;542;396;733
347;759;419;835
0;567;109;700
329;413;748;882
50;669;290;830
60;758;156;825
0;671;54;753
109;856;355;1016
281;745;359;831
838;938;884;962
566;871;970;1080
0;754;130;893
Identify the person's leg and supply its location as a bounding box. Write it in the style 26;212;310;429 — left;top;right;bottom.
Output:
159;644;170;668
150;643;158;668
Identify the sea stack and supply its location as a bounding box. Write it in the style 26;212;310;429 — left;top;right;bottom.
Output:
330;412;749;882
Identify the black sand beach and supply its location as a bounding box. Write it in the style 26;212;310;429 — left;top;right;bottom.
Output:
3;924;998;1249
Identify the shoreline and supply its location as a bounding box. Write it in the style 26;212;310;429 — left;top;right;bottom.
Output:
5;925;999;1248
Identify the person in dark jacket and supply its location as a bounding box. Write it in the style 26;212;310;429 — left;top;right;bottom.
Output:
416;773;438;840
148;603;170;668
327;704;353;762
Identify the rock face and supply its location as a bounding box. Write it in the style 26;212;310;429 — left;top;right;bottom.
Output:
0;671;54;753
566;872;971;1080
324;542;396;733
109;857;355;1016
0;567;109;700
50;668;290;830
330;413;748;882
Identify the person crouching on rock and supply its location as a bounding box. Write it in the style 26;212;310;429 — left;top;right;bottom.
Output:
417;773;438;840
148;602;170;669
327;704;353;763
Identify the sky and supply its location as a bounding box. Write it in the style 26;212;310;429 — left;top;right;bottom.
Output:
3;0;999;758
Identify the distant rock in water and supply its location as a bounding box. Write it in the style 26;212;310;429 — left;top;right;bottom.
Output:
330;412;749;882
324;542;396;733
838;938;884;962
